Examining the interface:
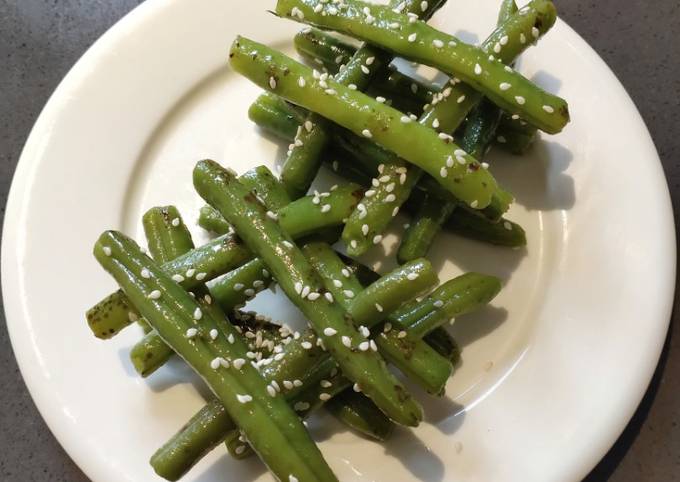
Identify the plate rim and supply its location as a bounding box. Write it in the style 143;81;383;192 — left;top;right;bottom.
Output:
2;0;675;481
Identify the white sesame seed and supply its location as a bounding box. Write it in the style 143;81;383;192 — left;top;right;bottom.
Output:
314;3;323;13
360;64;370;75
300;285;310;299
283;240;294;249
499;35;509;46
400;115;412;123
343;289;355;298
308;292;321;301
186;328;198;338
448;40;457;47
186;268;195;278
365;189;376;197
234;283;245;292
140;268;151;279
353;383;362;392
500;82;512;91
283;380;294;390
408;33;417;42
375;95;386;104
532;26;540;38
293;402;310;411
350;239;357;249
209;328;218;340
244;288;255;297
348;83;357;90
512;114;520;120
520;33;527;44
341;335;352;347
457;95;466;104
371;234;383;245
359;325;370;337
267;385;277;397
433;300;444;308
362;129;372;138
233;358;246;370
400;172;407;184
323;327;337;337
342;268;351;278
489;54;495;62
358;341;370;351
196;272;207;281
210;358;222;370
228;334;235;344
398;330;407;338
470;200;479;208
321;204;331;213
407;272;419;281
237;394;253;404
385;194;396;202
543;105;555;113
481;162;489;169
102;246;112;256
171;274;184;283
266;210;278;220
440;167;448;178
383;323;392;333
515;96;526;105
269;77;277;89
504;221;513;231
319;393;331;401
474;64;482;75
433;39;444;48
359;224;368;236
293;379;303;387
365;56;375;66
148;290;161;300
301;341;313;350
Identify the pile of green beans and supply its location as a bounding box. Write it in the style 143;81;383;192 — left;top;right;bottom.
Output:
85;1;569;480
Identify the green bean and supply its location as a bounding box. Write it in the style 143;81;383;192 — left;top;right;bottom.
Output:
230;37;499;210
458;98;505;159
194;159;423;426
446;209;527;247
424;327;460;364
495;113;538;154
397;193;457;264
293;28;435;107
94;231;337;482
498;0;519;24
153;270;498;476
277;0;567;133
325;389;394;441
280;0;446;199
86;183;362;339
240;165;293;210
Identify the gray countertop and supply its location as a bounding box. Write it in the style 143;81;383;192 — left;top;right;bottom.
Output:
0;1;678;481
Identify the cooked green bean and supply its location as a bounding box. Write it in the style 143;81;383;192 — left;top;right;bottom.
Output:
458;98;505;159
86;183;362;339
276;0;568;133
94;231;337;482
240;164;293;210
446;208;527;247
280;0;446;199
424;327;460;364
230;37;499;210
495;113;538;154
498;0;519;24
397;193;457;264
325;389;394;441
194;159;423;426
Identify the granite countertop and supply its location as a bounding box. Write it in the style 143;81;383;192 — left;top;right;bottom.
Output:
0;1;678;480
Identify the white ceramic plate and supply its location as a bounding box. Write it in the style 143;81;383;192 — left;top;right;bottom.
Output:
2;0;675;481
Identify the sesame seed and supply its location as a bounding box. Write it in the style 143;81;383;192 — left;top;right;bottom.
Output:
493;42;501;53
210;358;222;370
294;402;310;411
448;40;457;47
474;64;482;75
359;325;370;337
325;88;338;95
433;300;444;308
321;204;331;213
171;274;184;283
407;272;419;281
383;323;392;333
439;132;453;142
293;379;303;387
440;167;448;178
343;289;355;298
307;292;321;301
342;268;351;278
362;129;372;138
512;114;520;120
324;327;337;336
283;380;294;390
266;210;278;220
375;96;386;103
141;268;151;279
411;83;418;94
408;33;417;42
398;330;407;338
319;393;332;401
365;56;375;65
543;105;555;113
228;334;235;344
301;286;310;298
209;328;218;340
504;221;513;231
500;82;512;91
350;240;357;249
359;341;370;351
186;268;195;278
497;135;507;143
186;328;198;338
148;290;161;300
253;280;264;289
520;33;527;44
481;162;489;169
283;240;294;249
400;115;412;123
360;64;370;74
500;35;509;46
470;200;479;208
237;394;253;404
314;3;323;12
196;272;207;281
489;54;495;62
457;95;466;104
353;383;361;392
515;96;526;105
361;224;369;236
324;291;334;303
301;341;313;349
385;194;396;202
365;189;375;197
400;173;407;184
373;234;383;244
269;77;277;89
392;206;400;216
233;358;246;369
267;385;277;397
432;38;445;48
102;246;112;256
348;83;357;90
341;335;352;347
244;288;255;297
532;26;540;38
